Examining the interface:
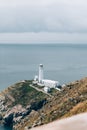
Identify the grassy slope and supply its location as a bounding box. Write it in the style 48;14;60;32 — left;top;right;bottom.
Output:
3;80;48;108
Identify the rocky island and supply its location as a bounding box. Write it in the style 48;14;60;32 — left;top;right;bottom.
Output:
0;77;87;130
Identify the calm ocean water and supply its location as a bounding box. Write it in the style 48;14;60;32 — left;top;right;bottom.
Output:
0;125;12;130
0;43;87;130
0;44;87;91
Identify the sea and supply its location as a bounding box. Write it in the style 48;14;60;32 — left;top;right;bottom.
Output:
0;43;87;130
0;125;12;130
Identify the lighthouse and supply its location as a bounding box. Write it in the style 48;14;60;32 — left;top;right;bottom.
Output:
33;64;61;92
39;64;44;83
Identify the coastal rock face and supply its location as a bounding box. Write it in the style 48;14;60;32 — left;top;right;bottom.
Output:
0;80;48;129
0;78;87;130
4;113;14;125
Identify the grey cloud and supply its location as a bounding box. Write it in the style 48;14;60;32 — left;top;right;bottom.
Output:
0;0;87;33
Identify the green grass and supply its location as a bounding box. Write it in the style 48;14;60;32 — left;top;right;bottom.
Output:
9;81;48;107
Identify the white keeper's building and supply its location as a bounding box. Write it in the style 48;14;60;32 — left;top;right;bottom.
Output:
34;64;61;92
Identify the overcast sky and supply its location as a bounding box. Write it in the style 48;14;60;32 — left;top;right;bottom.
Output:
0;0;87;44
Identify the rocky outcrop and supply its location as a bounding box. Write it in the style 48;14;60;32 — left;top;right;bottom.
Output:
3;105;31;126
3;99;47;127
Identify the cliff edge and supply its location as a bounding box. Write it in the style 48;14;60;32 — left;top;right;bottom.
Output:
0;77;87;130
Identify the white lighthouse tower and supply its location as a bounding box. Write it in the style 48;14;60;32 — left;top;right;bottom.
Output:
39;64;44;83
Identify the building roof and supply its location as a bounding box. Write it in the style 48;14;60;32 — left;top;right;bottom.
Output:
42;79;59;84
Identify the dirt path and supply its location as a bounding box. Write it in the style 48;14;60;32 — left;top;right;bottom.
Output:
30;84;53;97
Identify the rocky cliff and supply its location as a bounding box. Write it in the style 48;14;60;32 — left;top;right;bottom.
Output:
0;77;87;130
